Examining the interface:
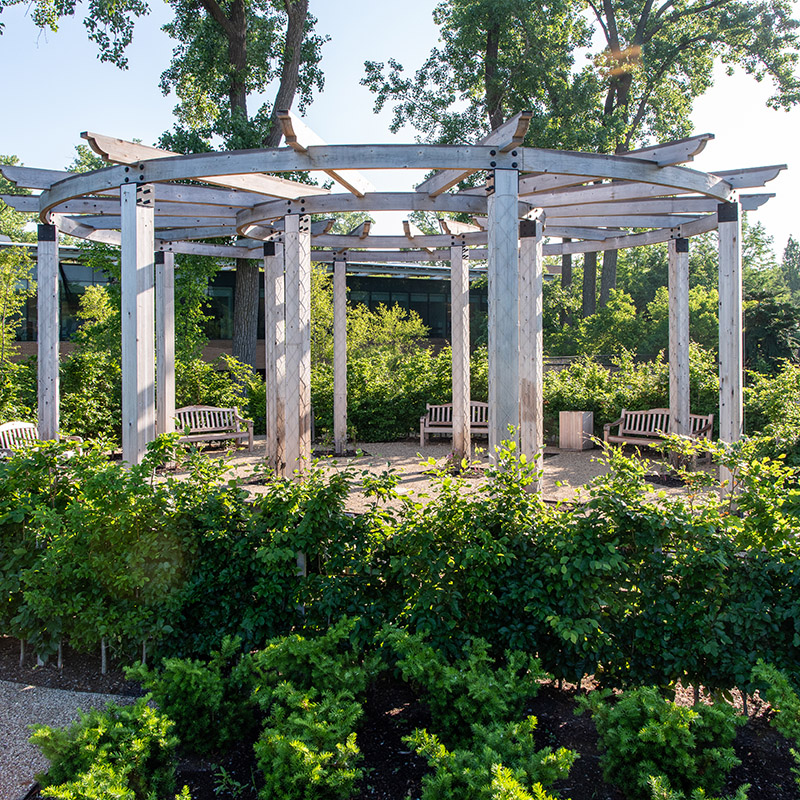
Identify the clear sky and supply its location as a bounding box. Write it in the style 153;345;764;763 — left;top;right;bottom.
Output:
1;0;798;254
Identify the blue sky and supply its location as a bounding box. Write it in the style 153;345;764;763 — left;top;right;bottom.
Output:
1;0;798;253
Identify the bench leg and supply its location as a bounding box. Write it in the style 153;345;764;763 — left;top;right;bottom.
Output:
420;421;425;447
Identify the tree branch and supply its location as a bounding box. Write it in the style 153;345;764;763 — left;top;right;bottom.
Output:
197;0;234;38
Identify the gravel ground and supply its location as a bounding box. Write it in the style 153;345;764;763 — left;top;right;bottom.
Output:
0;680;137;800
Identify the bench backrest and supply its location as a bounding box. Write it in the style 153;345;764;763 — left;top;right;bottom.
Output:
619;408;714;439
470;402;489;425
619;408;670;436
0;421;39;453
175;406;240;433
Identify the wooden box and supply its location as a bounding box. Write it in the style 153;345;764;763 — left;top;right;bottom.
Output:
559;411;594;451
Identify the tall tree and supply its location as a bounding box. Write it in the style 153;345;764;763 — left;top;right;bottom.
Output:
0;0;327;368
364;0;800;312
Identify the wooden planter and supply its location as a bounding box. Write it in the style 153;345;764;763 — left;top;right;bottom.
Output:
559;411;594;451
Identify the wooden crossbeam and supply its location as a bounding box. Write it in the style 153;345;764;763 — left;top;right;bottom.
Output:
82;131;329;199
403;220;435;253
277;110;375;197
438;217;482;235
347;220;372;238
621;134;714;166
415;111;533;197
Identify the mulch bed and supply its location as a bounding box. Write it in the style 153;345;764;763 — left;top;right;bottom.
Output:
3;637;797;800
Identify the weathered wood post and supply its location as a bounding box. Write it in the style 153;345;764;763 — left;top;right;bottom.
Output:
120;183;156;465
450;242;471;464
668;237;690;439
718;201;743;490
333;253;348;456
519;218;544;492
37;223;59;441
283;214;311;477
488;168;520;457
155;250;175;435
264;241;286;472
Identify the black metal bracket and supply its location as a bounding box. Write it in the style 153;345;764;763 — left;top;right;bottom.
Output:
38;223;56;242
519;219;538;238
675;237;689;253
154;251;166;265
263;242;276;257
717;202;739;223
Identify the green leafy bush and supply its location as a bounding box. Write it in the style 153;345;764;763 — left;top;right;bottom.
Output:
647;774;748;800
30;698;183;800
382;627;548;745
579;687;744;798
407;717;575;800
254;682;363;800
128;636;257;755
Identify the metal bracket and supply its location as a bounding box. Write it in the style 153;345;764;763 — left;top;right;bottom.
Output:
519;219;538;238
675;237;689;253
38;223;56;242
154;251;166;265
263;242;276;257
717;202;739;223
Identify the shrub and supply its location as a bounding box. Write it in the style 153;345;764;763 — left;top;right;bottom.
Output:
579;687;744;798
128;636;258;755
30;698;183;800
382;627;548;746
407;717;575;800
254;682;363;800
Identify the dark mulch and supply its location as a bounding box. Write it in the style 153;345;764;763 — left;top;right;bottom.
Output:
4;636;798;800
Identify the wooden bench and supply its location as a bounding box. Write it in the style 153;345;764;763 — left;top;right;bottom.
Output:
174;405;254;452
420;401;489;446
604;408;714;448
0;421;82;457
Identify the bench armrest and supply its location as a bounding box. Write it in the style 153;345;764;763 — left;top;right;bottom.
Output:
603;417;624;440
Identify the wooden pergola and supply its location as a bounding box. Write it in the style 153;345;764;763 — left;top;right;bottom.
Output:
0;112;785;488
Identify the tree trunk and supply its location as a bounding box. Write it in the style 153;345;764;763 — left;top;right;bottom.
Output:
265;0;309;146
582;252;597;317
232;258;260;369
599;249;618;307
485;22;504;131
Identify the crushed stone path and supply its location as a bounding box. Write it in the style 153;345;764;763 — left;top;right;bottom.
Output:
0;680;137;800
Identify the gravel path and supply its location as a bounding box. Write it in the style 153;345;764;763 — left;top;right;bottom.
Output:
0;680;137;800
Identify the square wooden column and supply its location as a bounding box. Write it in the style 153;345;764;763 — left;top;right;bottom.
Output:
37;223;59;440
450;243;471;463
264;241;286;472
668;238;690;438
519;219;544;491
155;250;175;435
487;168;520;456
718;201;743;488
283;215;312;476
333;254;348;456
121;183;156;465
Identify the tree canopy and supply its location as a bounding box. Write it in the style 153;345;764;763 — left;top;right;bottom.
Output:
363;0;800;151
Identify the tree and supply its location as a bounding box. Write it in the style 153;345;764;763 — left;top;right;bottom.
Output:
0;0;328;369
781;235;800;301
363;0;800;309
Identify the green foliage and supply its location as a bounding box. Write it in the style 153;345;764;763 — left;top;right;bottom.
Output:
0;244;35;378
647;775;749;800
579;687;743;798
751;660;800;742
407;717;575;800
128;636;258;755
251;618;379;701
382;627;547;745
254;682;363;800
30;698;181;800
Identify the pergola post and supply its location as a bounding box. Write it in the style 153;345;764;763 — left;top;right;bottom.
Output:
120;183;156;465
668;238;690;438
283;214;312;476
155;250;175;435
488;168;520;456
264;241;286;472
450;243;471;463
333;254;348;456
37;223;59;441
519;219;544;491
718;201;743;489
